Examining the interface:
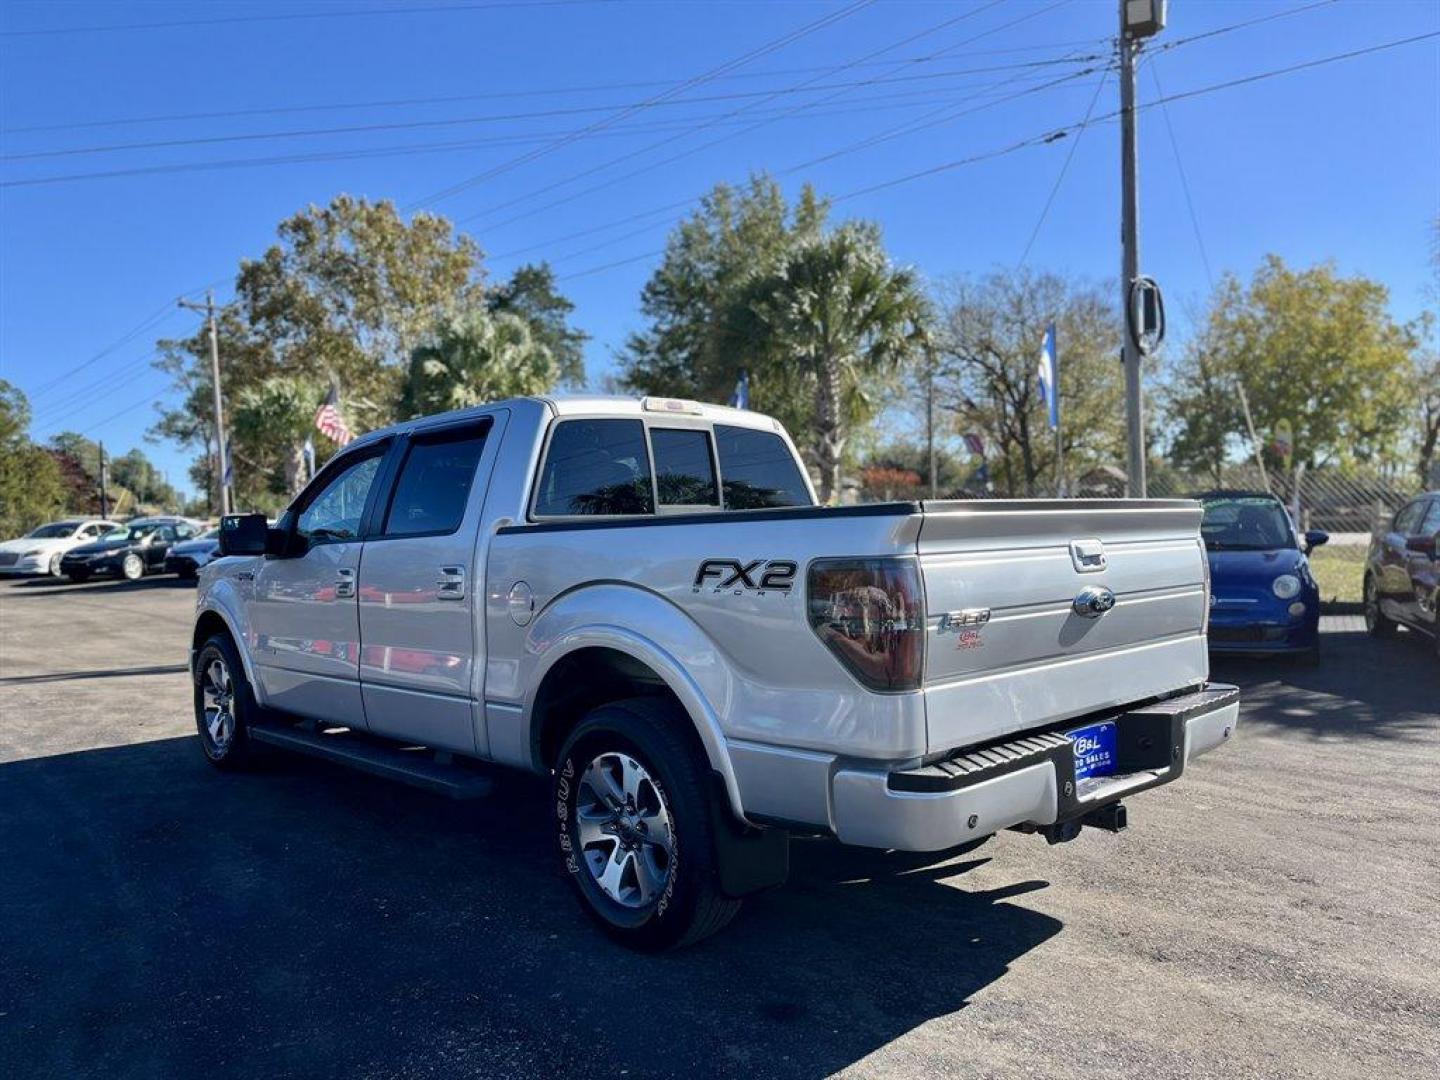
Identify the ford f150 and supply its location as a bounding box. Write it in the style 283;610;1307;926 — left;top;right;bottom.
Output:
195;395;1238;949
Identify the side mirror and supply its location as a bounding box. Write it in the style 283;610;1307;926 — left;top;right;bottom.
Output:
219;514;269;556
1304;529;1329;553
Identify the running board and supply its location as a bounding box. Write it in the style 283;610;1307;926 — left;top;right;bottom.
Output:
249;724;494;800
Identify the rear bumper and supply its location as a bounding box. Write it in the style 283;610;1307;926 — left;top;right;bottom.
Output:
828;684;1239;852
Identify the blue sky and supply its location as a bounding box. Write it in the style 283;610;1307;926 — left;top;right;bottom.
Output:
2;0;1437;497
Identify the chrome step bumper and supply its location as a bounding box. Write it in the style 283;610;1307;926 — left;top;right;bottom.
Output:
830;684;1239;852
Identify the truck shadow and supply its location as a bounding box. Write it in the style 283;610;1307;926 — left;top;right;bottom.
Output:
1211;626;1440;743
0;737;1061;1080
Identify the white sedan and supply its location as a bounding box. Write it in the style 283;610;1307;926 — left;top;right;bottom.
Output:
0;519;123;577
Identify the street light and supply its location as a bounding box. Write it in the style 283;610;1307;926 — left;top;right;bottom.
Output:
1124;0;1167;38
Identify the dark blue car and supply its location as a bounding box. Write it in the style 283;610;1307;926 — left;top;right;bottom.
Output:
1199;491;1328;662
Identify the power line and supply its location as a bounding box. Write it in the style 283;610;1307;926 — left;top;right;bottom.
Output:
554;30;1440;281
1147;57;1214;289
460;0;1056;231
27;301;179;398
1154;0;1340;56
406;0;877;209
0;1;612;39
0;40;1113;136
0;69;1082;190
1016;66;1110;270
33;382;176;440
0;56;1098;164
486;62;1098;267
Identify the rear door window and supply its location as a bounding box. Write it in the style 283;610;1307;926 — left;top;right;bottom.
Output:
534;419;654;517
1419;500;1440;536
651;428;719;508
714;424;811;509
383;427;489;537
1393;500;1425;535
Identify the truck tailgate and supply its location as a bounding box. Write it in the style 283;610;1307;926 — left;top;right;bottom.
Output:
917;499;1208;754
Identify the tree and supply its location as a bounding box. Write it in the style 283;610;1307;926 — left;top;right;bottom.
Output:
229;375;325;507
730;224;929;502
618;174;829;433
399;309;558;420
109;448;178;509
0;382;67;536
933;269;1125;496
487;263;588;387
152;196;577;508
1165;256;1416;472
0;379;29;446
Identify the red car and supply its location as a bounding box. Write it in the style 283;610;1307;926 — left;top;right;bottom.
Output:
1364;491;1440;657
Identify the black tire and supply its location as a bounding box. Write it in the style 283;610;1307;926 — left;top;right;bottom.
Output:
194;633;261;770
554;697;741;951
66;569;90;584
1364;575;1396;638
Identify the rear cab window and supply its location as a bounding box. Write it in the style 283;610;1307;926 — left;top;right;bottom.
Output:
532;415;812;519
651;428;719;509
534;419;654;517
713;424;811;510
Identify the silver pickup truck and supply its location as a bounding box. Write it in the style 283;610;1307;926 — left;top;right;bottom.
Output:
196;395;1238;949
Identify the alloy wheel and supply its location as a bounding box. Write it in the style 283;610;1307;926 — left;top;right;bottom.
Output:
575;751;675;910
48;553;63;577
122;553;144;580
201;656;236;754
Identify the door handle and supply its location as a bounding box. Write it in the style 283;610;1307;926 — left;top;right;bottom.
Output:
335;567;355;598
437;565;465;600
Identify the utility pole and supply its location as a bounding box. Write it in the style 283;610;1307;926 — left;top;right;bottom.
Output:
98;441;109;518
178;291;230;515
1119;3;1145;498
924;348;937;499
1117;1;1169;498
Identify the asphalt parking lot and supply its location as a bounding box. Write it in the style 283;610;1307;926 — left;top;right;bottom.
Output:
1;575;1437;1080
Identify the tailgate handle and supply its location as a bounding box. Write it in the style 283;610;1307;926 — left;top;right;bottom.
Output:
1069;538;1107;573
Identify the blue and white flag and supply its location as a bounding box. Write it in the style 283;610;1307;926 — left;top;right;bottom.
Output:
302;436;316;481
1036;322;1059;430
729;369;750;410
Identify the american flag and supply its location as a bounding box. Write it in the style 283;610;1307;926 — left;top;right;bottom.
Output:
314;383;353;446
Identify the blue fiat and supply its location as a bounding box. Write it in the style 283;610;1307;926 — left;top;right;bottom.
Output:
1198;491;1327;662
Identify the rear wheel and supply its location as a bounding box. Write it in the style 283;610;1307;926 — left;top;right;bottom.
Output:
121;553;145;581
554;697;740;950
1364;575;1396;638
194;634;260;770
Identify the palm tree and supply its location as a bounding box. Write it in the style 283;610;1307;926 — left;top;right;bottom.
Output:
400;308;558;419
732;224;928;503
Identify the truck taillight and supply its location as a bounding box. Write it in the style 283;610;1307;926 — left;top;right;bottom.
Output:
806;557;926;692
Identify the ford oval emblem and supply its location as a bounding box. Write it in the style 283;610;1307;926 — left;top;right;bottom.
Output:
1073;585;1117;618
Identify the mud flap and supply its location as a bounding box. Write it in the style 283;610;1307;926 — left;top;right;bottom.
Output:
710;773;789;898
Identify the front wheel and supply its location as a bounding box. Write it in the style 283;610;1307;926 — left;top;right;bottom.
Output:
194;634;260;770
121;553;145;581
1364;575;1396;638
48;552;63;577
554;698;741;951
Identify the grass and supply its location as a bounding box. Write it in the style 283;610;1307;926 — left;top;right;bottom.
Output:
1307;544;1366;605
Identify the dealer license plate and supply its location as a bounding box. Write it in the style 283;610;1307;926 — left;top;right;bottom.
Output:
1068;720;1117;781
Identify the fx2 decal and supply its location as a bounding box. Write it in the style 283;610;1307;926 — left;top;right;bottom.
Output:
693;558;797;594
